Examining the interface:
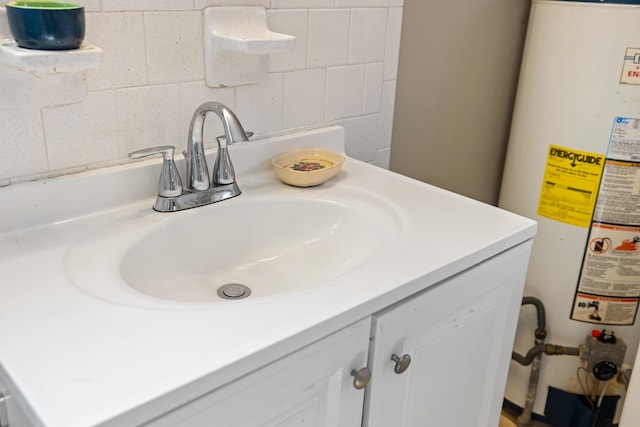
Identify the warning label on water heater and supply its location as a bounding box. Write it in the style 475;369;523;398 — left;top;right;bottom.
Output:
573;223;640;324
537;145;605;228
620;48;640;85
571;117;640;325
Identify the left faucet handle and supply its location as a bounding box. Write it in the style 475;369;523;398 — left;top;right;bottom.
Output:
128;146;183;197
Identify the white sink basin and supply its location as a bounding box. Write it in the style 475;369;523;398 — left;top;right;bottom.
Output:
64;188;403;308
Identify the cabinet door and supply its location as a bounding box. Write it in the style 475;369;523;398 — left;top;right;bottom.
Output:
364;243;531;427
144;318;371;427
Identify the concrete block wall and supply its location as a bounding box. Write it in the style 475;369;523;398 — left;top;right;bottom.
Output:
0;0;403;185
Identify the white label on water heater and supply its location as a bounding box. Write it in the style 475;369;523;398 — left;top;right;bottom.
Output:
608;117;640;161
620;48;640;85
571;117;640;325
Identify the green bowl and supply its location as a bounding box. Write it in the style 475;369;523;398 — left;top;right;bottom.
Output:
5;1;85;50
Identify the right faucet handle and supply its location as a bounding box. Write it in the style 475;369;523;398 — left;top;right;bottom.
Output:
212;131;254;185
128;146;183;198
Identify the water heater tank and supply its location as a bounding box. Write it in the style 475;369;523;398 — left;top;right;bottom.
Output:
499;0;640;417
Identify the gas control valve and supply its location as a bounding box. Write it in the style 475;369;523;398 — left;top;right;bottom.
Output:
579;330;626;381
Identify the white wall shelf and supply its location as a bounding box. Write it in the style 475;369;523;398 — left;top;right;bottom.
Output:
204;6;295;87
0;38;102;73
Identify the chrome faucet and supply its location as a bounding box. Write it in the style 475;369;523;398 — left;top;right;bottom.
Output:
128;102;250;212
185;101;250;191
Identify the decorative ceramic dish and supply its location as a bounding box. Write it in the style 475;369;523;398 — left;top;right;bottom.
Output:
271;149;345;187
6;1;85;50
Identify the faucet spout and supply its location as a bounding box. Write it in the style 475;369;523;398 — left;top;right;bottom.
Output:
185;102;249;191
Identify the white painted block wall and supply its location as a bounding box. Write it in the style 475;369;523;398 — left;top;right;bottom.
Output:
0;0;403;185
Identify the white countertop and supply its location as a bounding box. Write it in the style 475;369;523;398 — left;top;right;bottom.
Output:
0;126;537;427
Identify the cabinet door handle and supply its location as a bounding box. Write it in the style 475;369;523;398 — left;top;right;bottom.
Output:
0;391;9;427
391;353;412;374
350;367;372;390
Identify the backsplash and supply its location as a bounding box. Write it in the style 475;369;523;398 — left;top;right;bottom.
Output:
0;0;403;186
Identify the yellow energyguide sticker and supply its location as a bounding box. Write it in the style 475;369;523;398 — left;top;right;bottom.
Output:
537;145;605;228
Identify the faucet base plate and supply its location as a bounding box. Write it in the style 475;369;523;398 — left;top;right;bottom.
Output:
153;182;241;212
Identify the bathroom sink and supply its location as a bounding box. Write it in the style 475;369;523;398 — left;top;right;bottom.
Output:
64;188;403;308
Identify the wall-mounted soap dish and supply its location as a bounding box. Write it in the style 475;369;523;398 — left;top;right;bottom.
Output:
204;7;296;87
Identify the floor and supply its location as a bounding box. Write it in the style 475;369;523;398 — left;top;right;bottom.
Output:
500;406;554;427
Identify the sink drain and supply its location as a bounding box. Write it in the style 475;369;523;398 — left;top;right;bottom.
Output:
217;283;251;300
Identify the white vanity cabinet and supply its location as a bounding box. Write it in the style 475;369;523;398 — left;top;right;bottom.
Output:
141;243;529;427
143;318;372;427
363;243;529;427
0;126;537;427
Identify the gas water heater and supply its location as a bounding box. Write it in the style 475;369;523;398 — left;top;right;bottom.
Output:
499;0;640;418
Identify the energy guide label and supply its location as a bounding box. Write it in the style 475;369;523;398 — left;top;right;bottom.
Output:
537;145;605;228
